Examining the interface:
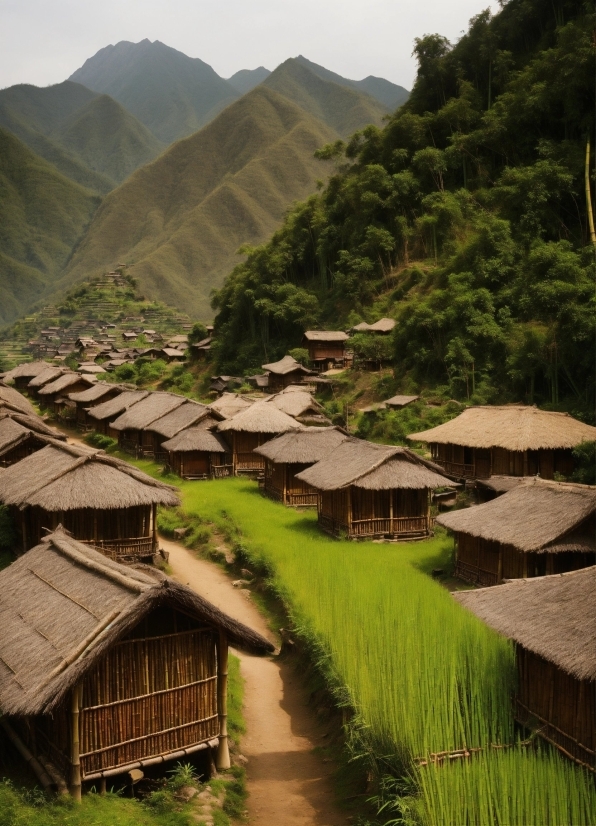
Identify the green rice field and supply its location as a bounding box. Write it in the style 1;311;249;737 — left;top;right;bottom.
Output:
139;468;596;825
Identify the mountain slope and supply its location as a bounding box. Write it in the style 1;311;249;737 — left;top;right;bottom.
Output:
52;86;338;319
263;58;390;136
0;81;164;191
0;128;99;325
294;55;409;110
227;67;271;94
68;39;239;143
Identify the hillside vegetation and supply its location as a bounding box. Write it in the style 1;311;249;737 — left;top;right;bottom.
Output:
0;129;99;325
0;81;164;193
212;0;595;418
52;86;339;318
68;39;240;144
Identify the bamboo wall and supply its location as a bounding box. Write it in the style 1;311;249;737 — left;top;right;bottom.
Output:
0;438;44;467
433;443;575;480
233;432;267;473
319;487;431;538
516;648;595;771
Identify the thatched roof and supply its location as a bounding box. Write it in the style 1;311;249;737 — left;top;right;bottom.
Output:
110;392;186;432
2;361;51;381
303;330;348;342
0;442;179;511
266;390;323;419
208;393;254;419
254;427;348;464
437;480;596;552
262;355;311;376
145;400;214;438
88;390;149;422
38;373;94;397
475;476;525;494
68;382;124;404
217;401;301;435
408;405;596;450
296;438;455;491
27;367;66;389
162;420;230;453
454;566;596;681
0;384;37;417
368;318;396;333
0;528;273;716
0;417;64;457
0;411;66;441
385;395;419;409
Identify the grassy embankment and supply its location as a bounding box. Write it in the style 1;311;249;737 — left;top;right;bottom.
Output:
143;468;596;825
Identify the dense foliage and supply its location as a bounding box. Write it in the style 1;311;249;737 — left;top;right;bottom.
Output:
212;0;595;415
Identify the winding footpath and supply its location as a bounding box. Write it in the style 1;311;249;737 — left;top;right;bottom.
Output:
161;538;347;826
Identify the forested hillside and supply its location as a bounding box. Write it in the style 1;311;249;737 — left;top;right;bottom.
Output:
0;129;99;325
212;0;595;417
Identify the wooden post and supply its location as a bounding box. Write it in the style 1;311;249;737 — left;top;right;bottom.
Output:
283;464;287;505
389;490;394;535
216;630;230;770
497;548;503;583
232;433;237;476
152;503;157;552
70;684;82;802
346;487;353;537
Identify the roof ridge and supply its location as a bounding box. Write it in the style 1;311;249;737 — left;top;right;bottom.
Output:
12;450;89;507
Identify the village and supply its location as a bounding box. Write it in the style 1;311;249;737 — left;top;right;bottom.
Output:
0;301;593;823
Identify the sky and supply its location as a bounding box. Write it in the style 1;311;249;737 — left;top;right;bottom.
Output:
0;0;498;91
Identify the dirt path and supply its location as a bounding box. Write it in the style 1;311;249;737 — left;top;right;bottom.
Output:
162;537;347;826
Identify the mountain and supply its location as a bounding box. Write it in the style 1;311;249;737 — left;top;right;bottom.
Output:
0;128;99;325
227;67;271;94
68;39;239;144
0;81;164;192
263;58;390;136
294;55;409;110
51;86;338;318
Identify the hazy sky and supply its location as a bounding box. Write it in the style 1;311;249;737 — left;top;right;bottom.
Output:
0;0;497;91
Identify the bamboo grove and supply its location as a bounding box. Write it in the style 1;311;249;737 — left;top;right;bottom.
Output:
211;0;595;417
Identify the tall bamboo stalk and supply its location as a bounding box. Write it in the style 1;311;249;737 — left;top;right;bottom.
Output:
216;630;230;770
586;141;596;248
70;684;82;802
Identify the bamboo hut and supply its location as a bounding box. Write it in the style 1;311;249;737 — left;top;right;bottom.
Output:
2;361;52;390
26;367;67;400
68;382;125;429
0;442;179;559
207;393;254;420
296;439;456;539
0;383;37;417
0;528;273;797
455;567;596;771
255;427;348;506
408;405;596;480
142;400;221;462
217;402;301;476
385;395;419;409
437;479;596;585
266;390;331;426
0;413;66;467
475;475;525;501
162;421;232;480
302;331;349;370
87;390;149;436
261;355;313;391
110;393;186;456
38;373;96;414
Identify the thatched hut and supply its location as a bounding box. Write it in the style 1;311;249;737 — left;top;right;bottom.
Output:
455;567;596;771
87;389;149;436
0;413;66;467
475;475;525;502
0;528;273;797
437;480;596;585
207;393;253;420
408;405;596;480
142;400;220;462
26;367;66;400
68;382;125;429
0;383;37;417
296;439;455;539
255;427;348;506
2;361;52;390
302;331;349;370
38;373;96;414
0;442;179;559
261;355;313;391
110;393;186;456
385;394;419;409
217;403;301;476
351;318;396;334
162;421;232;480
266;390;330;426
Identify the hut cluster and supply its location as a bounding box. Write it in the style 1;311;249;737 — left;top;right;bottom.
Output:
0;371;272;797
2;357;596;776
